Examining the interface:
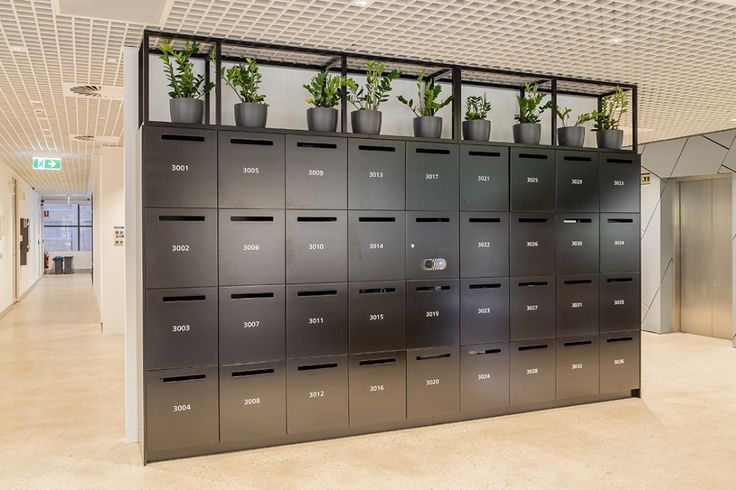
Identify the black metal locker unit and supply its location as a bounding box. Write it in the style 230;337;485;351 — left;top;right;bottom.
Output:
556;150;599;212
285;135;347;209
286;356;349;434
405;142;459;211
405;211;459;280
349;352;407;426
459;145;509;211
510;147;556;212
348;210;405;281
460;343;510;412
556;336;600;399
286;283;348;358
509;213;555;276
406;279;460;348
406;346;460;418
555;213;599;274
460;278;510;345
599;152;641;213
460;212;509;278
348;139;406;210
286;210;347;284
348;281;406;354
556;275;599;337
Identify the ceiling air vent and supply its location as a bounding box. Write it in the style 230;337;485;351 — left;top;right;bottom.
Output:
63;83;124;100
70;134;122;146
73;135;96;142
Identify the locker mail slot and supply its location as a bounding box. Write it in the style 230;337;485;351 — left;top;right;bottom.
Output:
287;356;348;434
600;332;640;393
145;366;219;454
349;352;407;426
218;132;285;208
406;142;459;211
406;280;459;348
349;281;405;354
510;277;555;340
406;212;459;279
556;275;599;337
600;274;640;332
348;139;405;210
286;211;347;284
600;152;640;213
510;214;555;276
285;136;347;209
406;347;460;419
460;279;510;344
145;288;218;370
556;337;599;399
219;285;285;364
600;214;640;273
510;341;556;405
348;211;405;281
286;284;348;358
219;210;285;286
556;151;599;212
555;214;599;274
144;209;217;289
460;344;510;412
143;127;217;208
459;145;509;211
460;212;509;278
219;361;286;444
510;148;555;212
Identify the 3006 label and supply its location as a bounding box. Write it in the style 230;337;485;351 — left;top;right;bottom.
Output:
173;404;191;412
171;244;190;252
243;321;260;328
426;378;440;386
308;169;325;177
426;310;440;318
171;164;189;172
243;398;261;405
172;324;190;333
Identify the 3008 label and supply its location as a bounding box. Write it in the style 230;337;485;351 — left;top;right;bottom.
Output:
242;244;260;251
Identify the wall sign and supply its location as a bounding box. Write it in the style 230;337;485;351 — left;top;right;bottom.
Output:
114;225;125;247
641;173;650;185
32;157;62;171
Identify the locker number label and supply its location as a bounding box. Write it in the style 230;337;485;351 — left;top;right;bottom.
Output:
172;324;191;333
369;171;384;179
244;397;261;405
614;299;625;305
243;321;260;328
614;240;625;246
309;391;325;398
308;169;325;177
369;243;384;250
477;307;492;314
308;243;325;251
571;363;583;370
527;177;539;183
171;244;190;252
308;317;324;325
571;302;583;309
171;164;189;172
369;314;384;321
613;180;625;186
571;178;583;185
426;378;440;386
571;240;583;247
526;241;539;247
477;175;491;182
526;368;539;375
614;358;625;365
243;167;260;174
426;173;440;180
173;404;191;412
477;373;491;380
526;304;539;311
370;385;385;392
478;241;491;248
242;244;261;251
426;310;440;318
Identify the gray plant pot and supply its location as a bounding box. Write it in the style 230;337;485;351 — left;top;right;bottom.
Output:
558;126;586;147
351;110;382;135
462;119;491;142
235;102;267;128
596;129;624;150
307;107;338;132
413;116;443;139
513;123;542;145
170;98;204;124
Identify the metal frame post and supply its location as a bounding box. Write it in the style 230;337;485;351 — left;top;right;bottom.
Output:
631;86;638;153
551;78;558;146
452;66;462;142
340;55;348;133
215;41;222;125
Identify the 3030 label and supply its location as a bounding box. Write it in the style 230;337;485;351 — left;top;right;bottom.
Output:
571;240;583;247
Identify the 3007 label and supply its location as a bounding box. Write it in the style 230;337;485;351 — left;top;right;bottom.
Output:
243;321;260;328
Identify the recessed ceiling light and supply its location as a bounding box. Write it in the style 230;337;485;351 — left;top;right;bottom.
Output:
608;38;624;45
106;57;117;64
730;118;736;122
352;0;370;6
10;45;27;53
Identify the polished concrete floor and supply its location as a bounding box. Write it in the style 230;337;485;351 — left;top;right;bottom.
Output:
1;274;735;489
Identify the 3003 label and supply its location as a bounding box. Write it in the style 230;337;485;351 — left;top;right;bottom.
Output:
172;324;190;333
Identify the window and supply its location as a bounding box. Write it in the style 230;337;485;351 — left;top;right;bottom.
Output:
43;203;92;252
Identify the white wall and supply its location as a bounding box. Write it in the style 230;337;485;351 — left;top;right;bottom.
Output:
0;161;15;313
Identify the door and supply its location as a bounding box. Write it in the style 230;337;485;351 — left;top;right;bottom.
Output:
679;177;732;339
11;178;18;302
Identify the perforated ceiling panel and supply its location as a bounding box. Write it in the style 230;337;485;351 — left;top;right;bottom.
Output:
1;0;736;198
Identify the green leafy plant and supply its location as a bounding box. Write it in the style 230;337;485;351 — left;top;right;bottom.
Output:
515;83;552;124
159;39;214;99
465;94;492;120
592;86;628;131
556;106;594;127
347;60;400;111
397;73;454;117
221;58;266;104
304;70;356;108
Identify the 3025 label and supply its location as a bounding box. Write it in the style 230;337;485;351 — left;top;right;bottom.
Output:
614;299;625;305
171;164;189;172
527;177;539;183
171;244;190;252
172;324;190;333
173;404;191;412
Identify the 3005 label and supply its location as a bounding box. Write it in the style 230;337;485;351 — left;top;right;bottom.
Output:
242;167;260;174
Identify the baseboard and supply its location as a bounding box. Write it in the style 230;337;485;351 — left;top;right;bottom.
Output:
126;425;142;443
0;302;13;320
17;274;42;301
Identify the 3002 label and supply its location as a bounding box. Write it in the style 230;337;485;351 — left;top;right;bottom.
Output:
171;244;190;252
173;404;191;412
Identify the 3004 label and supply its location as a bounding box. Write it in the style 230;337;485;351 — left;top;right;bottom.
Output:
173;404;191;412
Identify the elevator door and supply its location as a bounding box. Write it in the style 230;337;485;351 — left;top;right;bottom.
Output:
679;177;732;339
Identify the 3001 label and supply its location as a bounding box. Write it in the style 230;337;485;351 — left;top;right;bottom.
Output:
171;164;189;172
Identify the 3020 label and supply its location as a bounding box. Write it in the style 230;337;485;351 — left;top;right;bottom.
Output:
426;379;440;386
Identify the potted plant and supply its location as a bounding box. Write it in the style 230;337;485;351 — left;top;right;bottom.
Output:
221;58;268;128
514;82;552;145
347;60;400;135
463;93;492;141
398;73;453;138
556;107;593;147
303;70;355;132
592;86;628;149
159;39;215;124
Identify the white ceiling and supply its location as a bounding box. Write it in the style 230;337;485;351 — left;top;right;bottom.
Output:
1;0;736;199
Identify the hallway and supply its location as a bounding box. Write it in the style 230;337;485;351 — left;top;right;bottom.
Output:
1;275;735;488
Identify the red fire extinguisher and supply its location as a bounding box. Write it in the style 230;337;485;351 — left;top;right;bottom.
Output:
44;252;49;270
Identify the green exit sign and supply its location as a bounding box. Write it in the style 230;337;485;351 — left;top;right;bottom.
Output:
33;157;62;171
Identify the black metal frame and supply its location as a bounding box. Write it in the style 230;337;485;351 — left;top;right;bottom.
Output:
139;29;638;152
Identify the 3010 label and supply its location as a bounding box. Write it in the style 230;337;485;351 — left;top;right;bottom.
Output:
308;243;325;251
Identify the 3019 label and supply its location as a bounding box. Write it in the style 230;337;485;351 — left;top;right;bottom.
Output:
426;310;440;318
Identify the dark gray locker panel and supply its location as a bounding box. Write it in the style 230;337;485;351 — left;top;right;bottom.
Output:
145;366;219;453
600;152;641;213
459;145;509;211
406;279;459;348
285;135;347;209
556;275;599;337
348;211;405;281
460;212;509;278
218;132;285;208
600;331;640;393
143;126;217;208
144;208;218;289
556;150;599;212
510;340;556;405
348;139;405;210
286;283;348;358
600;213;640;273
510;276;555;341
406;211;459;280
406;346;460;418
556;336;599;399
219;285;285;364
555;213;599;274
460;343;510;412
600;273;640;333
510;147;555;212
287;356;348;434
219;361;286;444
348;281;406;354
218;209;285;286
145;288;218;370
349;352;407;426
406;142;459;211
460;278;510;344
286;210;347;284
509;214;555;276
